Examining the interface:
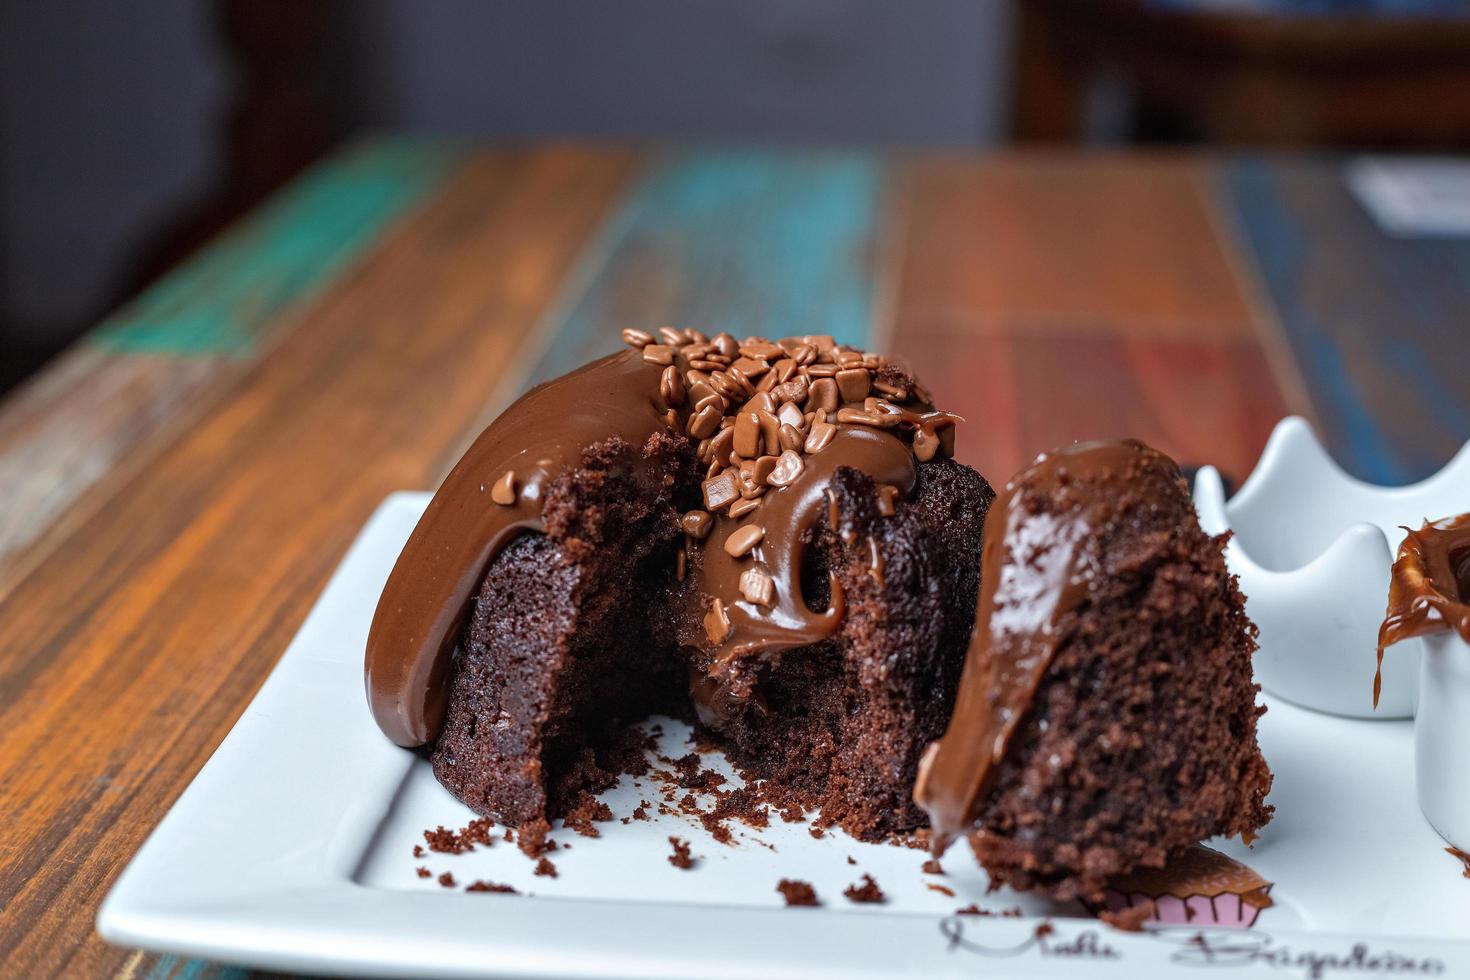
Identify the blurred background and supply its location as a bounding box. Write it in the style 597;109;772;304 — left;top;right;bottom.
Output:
4;0;1469;396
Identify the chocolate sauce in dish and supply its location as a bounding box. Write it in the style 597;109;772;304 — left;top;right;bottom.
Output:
912;439;1182;853
366;331;961;747
1375;513;1470;708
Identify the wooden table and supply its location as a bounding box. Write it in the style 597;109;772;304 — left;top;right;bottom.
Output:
3;142;1467;978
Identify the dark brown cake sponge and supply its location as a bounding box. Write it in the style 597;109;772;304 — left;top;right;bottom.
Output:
696;459;993;840
431;433;692;823
433;435;994;840
967;458;1272;902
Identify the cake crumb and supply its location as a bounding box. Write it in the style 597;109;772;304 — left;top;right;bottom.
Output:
561;791;614;838
921;858;943;875
465;880;519;894
423;817;495;855
777;879;820;907
1100;902;1155;932
517;817;555;858
534;856;558;878
847;855;857;865
415;866;431;879
808;824;826;840
843;874;886;904
412;845;424;858
438;872;456;888
659;752;726;791
926;883;955;897
668;836;695;869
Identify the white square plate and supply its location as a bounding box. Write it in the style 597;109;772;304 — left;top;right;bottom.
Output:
98;493;1470;978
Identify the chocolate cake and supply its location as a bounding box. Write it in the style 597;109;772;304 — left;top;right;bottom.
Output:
365;330;993;841
914;440;1272;901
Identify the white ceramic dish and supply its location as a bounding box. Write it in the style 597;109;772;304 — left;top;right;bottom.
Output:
98;493;1470;978
1415;630;1470;851
1193;416;1470;719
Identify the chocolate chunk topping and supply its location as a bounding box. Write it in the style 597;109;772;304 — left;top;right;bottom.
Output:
642;344;675;366
702;471;739;512
681;510;713;539
704;597;732;644
740;567;775;606
687;404;722;440
804;421;837;454
728;497;760;519
767;450;804;488
659;365;686;407
724;524;765;558
490;470;517;506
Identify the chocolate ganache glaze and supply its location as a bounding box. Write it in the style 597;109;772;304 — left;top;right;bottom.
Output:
366;350;667;746
1375;513;1470;707
366;328;961;747
912;439;1177;852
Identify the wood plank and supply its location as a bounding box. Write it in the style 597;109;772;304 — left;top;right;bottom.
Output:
0;351;230;599
893;317;1287;486
431;149;888;477
896;153;1258;337
0;146;637;977
0;141;461;600
1220;157;1470;484
92;140;460;356
525;149;885;386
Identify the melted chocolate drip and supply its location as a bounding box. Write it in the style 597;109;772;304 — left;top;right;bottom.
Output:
912;439;1177;854
366;336;959;748
1447;845;1470;879
695;426;914;665
1375;513;1470;708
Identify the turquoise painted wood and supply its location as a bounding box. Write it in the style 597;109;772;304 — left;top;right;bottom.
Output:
93;140;460;357
1220;158;1470;485
146;953;254;980
527;150;884;382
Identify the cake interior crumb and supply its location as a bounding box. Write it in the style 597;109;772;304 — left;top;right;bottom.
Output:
843;873;886;904
776;878;820;907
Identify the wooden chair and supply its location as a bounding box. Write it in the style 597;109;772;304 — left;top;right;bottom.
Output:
1014;0;1470;148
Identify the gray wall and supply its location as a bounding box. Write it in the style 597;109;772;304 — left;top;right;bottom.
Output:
0;0;224;342
0;1;1012;353
343;0;1012;146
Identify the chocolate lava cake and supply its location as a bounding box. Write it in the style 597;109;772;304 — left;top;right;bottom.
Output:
365;330;993;841
914;440;1273;901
